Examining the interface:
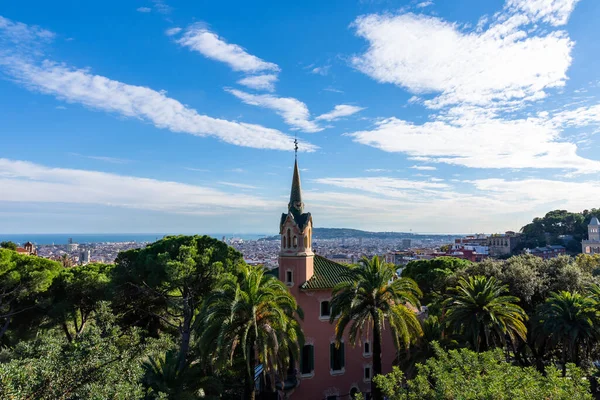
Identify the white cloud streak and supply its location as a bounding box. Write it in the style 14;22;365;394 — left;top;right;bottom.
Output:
0;16;315;152
0;159;276;214
410;165;436;171
177;24;279;73
0;58;315;151
316;104;364;121
237;74;278;92
226;88;323;133
165;27;182;36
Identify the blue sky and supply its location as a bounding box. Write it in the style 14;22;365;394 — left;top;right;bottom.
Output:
2;0;600;234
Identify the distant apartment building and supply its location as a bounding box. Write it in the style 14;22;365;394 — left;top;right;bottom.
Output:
401;238;411;250
386;251;418;266
80;249;91;264
526;245;566;260
487;231;521;257
455;234;488;247
67;243;79;252
446;243;489;262
582;217;600;254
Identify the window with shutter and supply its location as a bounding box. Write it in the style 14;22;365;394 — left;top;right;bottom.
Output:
300;345;314;375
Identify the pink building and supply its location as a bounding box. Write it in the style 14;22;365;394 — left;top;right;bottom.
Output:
277;158;396;399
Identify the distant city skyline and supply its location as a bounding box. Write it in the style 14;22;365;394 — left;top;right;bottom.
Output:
2;0;600;234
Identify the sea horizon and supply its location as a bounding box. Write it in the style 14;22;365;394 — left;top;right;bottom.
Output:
0;233;273;245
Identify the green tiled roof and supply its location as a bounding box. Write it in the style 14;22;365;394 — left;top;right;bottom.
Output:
300;255;350;290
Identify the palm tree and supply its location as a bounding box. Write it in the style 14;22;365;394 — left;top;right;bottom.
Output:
539;291;599;376
329;255;422;400
199;264;303;400
142;349;221;399
444;275;528;352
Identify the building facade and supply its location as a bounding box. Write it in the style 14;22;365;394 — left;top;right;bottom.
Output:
526;245;566;260
278;158;396;399
487;231;521;257
582;217;600;254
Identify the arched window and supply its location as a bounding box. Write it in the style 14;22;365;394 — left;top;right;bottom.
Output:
293;236;298;248
282;236;285;249
304;235;308;248
287;229;291;248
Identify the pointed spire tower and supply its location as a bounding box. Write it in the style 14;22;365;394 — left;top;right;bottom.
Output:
279;138;314;288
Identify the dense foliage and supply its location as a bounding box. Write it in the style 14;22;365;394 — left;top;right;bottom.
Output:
519;209;600;252
2;236;600;399
375;344;592;399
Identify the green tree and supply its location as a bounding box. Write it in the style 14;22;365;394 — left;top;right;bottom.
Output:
0;302;173;400
113;235;243;375
330;255;422;400
0;241;17;251
142;349;222;400
200;263;303;400
402;257;471;303
444;275;528;351
374;343;592;399
0;249;61;340
49;263;113;341
538;291;599;376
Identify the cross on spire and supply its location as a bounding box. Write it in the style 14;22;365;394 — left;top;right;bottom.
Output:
294;136;298;159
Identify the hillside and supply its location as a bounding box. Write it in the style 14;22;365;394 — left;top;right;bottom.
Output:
260;228;458;241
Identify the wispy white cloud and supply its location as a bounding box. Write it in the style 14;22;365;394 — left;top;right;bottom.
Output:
416;1;433;8
308;175;600;232
506;0;581;26
226;88;322;133
1;59;315;151
0;159;276;214
152;0;172;14
311;66;330;76
237;74;278;92
346;1;600;173
177;24;279;73
136;7;152;13
365;168;391;172
184;167;209;172
323;87;344;94
316;104;364;121
69;153;130;164
218;181;258;189
410;165;436;171
0;16;316;152
349;115;600;172
165;27;182;36
351;11;573;109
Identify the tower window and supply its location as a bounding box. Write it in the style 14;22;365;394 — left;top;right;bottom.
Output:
330;342;345;372
285;270;293;285
287;229;291;249
364;365;371;381
293;236;298;248
363;341;371;356
282;236;285;249
320;301;331;318
304;235;308;248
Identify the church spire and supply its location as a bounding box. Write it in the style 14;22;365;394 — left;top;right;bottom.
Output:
288;138;304;216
